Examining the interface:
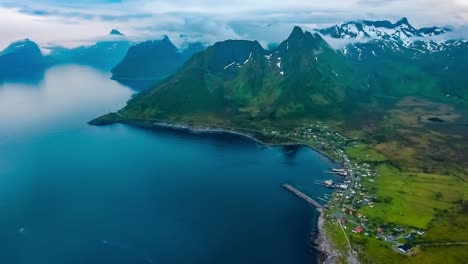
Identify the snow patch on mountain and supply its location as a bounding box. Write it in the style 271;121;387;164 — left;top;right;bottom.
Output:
224;61;235;70
244;52;252;64
318;18;464;55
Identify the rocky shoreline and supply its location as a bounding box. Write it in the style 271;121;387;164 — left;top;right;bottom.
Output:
89;116;342;263
90;114;339;163
315;211;341;264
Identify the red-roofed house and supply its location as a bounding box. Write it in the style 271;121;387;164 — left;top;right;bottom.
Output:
377;227;384;235
354;226;364;233
349;209;354;215
341;218;346;224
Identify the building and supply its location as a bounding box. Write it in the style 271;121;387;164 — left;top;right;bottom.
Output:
397;244;412;254
377;227;384;235
354;226;364;233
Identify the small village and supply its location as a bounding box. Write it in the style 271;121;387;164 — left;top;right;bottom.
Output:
263;122;423;255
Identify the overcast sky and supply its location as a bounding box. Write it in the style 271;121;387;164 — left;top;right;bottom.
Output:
0;0;467;50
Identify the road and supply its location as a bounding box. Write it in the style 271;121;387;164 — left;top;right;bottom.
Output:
115;112;307;144
338;219;352;249
419;242;468;246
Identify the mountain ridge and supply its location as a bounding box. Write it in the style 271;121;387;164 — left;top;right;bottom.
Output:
47;29;130;71
92;23;467;128
318;17;452;41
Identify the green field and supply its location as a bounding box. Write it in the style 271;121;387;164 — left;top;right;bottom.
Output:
351;235;468;264
324;221;348;264
360;164;464;229
345;144;388;162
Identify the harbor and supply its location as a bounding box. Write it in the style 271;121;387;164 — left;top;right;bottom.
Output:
313;179;349;190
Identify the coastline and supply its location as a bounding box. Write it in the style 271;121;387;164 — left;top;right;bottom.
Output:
89;116;342;263
89;114;340;163
315;211;340;264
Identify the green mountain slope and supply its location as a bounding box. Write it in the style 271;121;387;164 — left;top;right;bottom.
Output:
94;26;466;128
102;27;370;125
319;18;468;103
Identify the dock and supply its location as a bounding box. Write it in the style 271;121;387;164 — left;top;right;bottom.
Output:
313;180;346;190
328;168;349;177
283;184;324;212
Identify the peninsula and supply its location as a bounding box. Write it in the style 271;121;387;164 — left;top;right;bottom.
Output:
92;21;468;263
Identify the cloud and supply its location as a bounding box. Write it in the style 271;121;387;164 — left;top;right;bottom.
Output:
17;5;153;22
319;35;372;50
0;0;466;50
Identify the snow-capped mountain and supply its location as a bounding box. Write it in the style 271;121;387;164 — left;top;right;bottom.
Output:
318;18;466;59
319;18;451;43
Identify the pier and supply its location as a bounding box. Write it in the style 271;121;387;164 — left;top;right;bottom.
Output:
282;184;324;212
313;180;346;190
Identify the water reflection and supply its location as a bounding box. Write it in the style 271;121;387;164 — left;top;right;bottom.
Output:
0;69;45;86
112;78;160;91
281;145;301;164
0;65;133;137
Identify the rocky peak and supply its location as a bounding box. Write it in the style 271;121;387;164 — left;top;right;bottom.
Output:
110;29;125;36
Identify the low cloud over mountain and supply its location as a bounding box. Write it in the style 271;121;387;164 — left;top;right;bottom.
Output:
0;0;466;50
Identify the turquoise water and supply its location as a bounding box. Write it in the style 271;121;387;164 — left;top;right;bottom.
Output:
0;65;339;264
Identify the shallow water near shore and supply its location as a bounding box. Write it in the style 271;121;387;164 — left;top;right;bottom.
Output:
0;65;339;264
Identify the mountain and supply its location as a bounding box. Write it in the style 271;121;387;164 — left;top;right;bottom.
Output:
319;18;460;55
319;18;451;44
47;30;130;71
93;27;372;125
0;39;46;84
110;29;125;36
319;18;468;100
92;24;466;129
417;26;452;37
110;35;206;90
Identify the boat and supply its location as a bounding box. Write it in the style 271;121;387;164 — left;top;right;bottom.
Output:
318;197;328;202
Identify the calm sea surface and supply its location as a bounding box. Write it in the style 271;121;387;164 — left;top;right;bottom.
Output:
0;65;339;264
